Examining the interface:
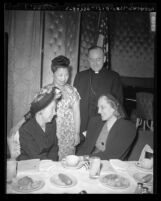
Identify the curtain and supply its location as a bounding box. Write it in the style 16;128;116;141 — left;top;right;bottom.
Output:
5;10;43;135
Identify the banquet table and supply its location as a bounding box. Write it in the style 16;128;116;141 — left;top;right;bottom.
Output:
6;159;153;194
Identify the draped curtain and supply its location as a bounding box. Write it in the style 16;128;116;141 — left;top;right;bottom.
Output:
4;11;43;135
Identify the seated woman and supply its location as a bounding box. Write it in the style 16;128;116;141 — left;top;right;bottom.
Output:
16;86;62;161
76;93;136;160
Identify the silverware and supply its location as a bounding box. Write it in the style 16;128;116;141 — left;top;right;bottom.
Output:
81;161;90;170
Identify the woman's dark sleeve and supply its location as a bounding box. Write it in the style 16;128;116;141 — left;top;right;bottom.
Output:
45;118;58;161
47;144;58;161
18;129;47;160
76;117;100;156
76;139;91;156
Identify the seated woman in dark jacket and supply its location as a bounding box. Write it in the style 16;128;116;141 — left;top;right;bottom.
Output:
17;86;62;161
76;93;136;160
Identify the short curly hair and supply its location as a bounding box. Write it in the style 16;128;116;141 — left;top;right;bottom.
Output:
51;55;71;73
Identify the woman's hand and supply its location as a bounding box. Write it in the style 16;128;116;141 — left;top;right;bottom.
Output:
72;100;81;146
74;134;80;146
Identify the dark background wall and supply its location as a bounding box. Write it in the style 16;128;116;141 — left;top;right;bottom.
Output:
109;12;154;80
108;12;155;116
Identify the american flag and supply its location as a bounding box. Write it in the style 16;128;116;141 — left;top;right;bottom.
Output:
97;12;109;59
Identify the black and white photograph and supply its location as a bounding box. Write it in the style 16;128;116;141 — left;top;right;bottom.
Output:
4;2;156;194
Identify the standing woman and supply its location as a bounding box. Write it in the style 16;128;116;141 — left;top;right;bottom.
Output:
50;56;81;160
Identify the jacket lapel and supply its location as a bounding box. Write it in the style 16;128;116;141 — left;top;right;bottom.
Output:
29;118;45;149
88;117;106;152
105;119;120;147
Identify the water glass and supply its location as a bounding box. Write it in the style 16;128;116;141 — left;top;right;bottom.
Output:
89;157;101;179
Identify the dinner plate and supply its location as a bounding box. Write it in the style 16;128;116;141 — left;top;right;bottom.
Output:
99;173;130;189
50;173;77;188
133;172;153;185
11;175;45;193
135;162;153;172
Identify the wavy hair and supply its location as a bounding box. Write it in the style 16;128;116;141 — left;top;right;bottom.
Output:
99;93;126;119
51;55;71;74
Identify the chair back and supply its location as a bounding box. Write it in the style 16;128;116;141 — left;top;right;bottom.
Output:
136;92;153;120
127;129;153;161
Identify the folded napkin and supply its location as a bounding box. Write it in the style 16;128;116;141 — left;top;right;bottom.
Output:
137;145;153;170
17;159;40;173
39;160;55;171
109;159;129;171
139;144;153;161
101;160;116;172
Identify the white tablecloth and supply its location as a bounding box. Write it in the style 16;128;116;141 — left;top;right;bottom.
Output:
6;160;153;194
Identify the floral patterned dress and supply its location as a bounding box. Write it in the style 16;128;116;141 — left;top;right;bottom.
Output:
56;84;80;160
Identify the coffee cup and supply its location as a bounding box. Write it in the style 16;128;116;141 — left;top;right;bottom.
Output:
65;155;79;167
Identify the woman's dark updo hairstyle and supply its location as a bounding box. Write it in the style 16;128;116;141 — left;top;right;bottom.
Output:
51;55;70;73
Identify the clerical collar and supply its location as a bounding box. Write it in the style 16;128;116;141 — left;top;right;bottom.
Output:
90;69;99;74
90;65;105;74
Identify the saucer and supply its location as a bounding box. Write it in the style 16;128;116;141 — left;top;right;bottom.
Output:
61;159;82;169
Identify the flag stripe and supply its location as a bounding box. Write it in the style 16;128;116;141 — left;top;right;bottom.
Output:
97;12;108;55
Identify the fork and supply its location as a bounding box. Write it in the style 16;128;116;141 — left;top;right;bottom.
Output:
81;161;90;170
